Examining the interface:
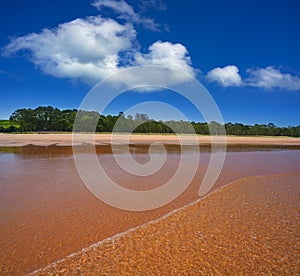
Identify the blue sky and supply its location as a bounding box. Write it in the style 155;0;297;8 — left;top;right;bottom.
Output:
1;0;300;126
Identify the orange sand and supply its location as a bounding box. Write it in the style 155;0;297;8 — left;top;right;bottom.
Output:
0;133;300;147
30;171;300;275
0;139;299;275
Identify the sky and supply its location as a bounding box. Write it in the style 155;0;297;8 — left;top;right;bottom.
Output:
0;0;300;126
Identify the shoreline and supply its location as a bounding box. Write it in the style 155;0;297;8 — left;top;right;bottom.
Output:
1;138;299;274
29;170;300;275
1;133;300;147
28;173;253;275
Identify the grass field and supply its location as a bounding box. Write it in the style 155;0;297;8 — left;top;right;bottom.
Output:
0;120;20;129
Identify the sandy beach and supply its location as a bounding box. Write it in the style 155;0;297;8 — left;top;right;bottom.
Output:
2;0;299;274
1;133;300;147
0;134;299;274
30;171;300;275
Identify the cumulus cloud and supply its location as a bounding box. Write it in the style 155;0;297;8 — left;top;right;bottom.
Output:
92;0;160;31
3;16;136;84
246;66;300;91
134;41;195;77
206;65;242;87
2;15;195;86
206;65;300;91
105;41;196;91
103;41;196;90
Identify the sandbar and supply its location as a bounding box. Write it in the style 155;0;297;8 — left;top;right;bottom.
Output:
0;133;300;147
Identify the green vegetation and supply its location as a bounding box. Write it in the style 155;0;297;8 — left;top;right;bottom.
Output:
0;120;20;132
2;106;300;137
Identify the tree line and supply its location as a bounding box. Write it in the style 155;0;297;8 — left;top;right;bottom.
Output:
1;106;299;137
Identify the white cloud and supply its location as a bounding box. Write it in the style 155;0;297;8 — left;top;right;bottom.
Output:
92;0;135;17
104;41;196;91
2;16;196;86
206;65;300;91
134;41;196;77
246;66;300;91
206;65;242;87
92;0;160;31
137;0;167;11
3;16;136;84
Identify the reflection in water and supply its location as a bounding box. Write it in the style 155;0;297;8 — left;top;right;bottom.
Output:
0;145;300;274
1;143;300;158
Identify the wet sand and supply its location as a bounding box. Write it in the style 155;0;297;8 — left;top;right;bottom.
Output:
30;171;300;275
1;133;300;147
0;138;300;274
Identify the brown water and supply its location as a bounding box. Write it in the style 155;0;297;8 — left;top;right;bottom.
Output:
32;171;300;275
0;145;300;275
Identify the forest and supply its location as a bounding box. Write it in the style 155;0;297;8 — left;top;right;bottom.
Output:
1;106;300;137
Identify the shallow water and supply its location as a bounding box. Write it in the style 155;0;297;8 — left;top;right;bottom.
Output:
0;145;300;274
32;171;300;275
